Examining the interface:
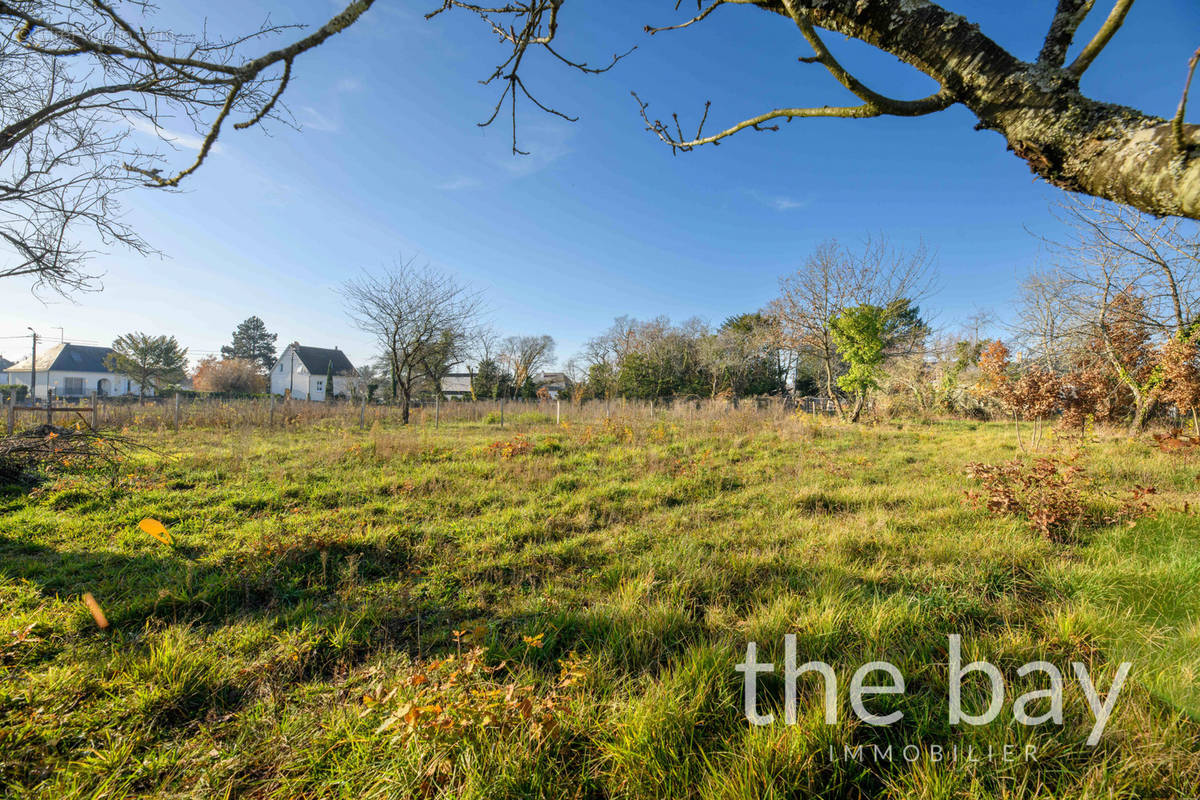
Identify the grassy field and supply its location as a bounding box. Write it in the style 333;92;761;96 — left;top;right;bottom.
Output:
1;412;1198;798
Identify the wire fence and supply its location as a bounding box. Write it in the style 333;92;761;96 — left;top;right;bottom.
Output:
4;392;838;435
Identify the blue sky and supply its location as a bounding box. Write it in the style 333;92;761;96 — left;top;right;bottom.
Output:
6;1;1199;368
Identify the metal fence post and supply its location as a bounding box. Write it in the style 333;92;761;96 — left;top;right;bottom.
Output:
270;393;276;427
174;393;181;430
435;392;440;429
500;397;504;428
556;398;560;426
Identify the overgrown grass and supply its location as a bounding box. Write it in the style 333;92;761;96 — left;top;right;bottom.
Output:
1;414;1198;798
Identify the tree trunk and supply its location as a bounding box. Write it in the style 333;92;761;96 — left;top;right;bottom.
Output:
757;1;1200;219
848;392;866;423
822;355;844;416
1129;394;1157;434
400;384;411;425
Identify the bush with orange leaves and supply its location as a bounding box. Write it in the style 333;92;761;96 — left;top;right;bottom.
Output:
974;340;1061;449
487;434;533;459
1057;367;1112;437
965;456;1157;543
192;357;267;394
965;457;1084;541
1158;334;1200;435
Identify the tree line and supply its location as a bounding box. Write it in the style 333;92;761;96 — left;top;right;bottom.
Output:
74;198;1200;433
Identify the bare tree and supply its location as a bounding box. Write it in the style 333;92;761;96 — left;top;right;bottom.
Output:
342;258;483;424
1011;273;1078;372
431;2;1200;219
0;0;374;293
500;334;555;397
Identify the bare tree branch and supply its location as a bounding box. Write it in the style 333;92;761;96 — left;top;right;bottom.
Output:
1066;0;1136;77
1174;47;1200;155
0;0;375;293
426;0;633;154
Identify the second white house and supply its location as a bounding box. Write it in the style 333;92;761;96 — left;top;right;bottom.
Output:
270;343;359;401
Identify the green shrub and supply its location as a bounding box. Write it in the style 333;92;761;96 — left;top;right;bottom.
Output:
0;383;28;402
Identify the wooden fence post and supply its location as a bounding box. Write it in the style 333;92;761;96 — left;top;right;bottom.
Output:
359;393;367;430
556;399;560;426
174;393;181;430
46;388;53;426
90;391;98;429
435;392;440;429
269;394;276;427
6;392;13;436
499;397;504;428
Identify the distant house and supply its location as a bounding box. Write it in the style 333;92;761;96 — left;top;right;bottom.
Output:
534;371;572;399
0;356;12;375
0;343;148;400
440;372;473;400
270;343;358;401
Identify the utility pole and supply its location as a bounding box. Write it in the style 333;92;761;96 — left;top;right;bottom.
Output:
26;327;36;406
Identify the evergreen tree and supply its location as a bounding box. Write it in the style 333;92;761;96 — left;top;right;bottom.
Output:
471;359;505;400
221;316;278;372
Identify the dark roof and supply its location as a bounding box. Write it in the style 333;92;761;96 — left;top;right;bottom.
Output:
4;343;116;374
0;356;12;371
290;345;357;376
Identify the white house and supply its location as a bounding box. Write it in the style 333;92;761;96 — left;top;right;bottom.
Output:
534;371;573;399
270;343;359;401
440;372;473;400
0;343;148;400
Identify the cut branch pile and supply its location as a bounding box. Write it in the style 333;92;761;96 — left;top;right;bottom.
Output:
0;424;140;484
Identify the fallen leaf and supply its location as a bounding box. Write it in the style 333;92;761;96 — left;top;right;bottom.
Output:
138;518;173;545
82;593;109;630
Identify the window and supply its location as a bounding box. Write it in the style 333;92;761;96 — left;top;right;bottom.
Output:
64;377;85;396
